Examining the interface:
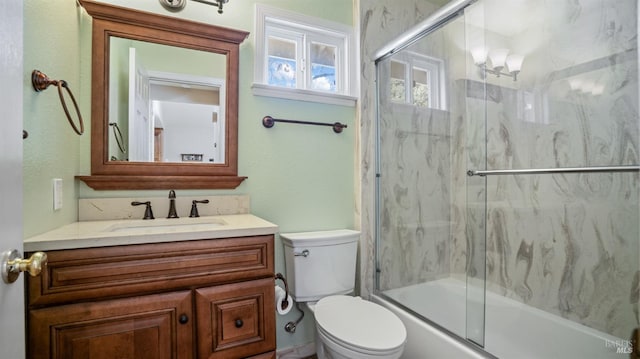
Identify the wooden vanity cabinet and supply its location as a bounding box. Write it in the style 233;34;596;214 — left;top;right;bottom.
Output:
25;235;276;359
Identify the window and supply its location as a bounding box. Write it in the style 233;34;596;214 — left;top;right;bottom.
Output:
390;61;407;102
253;5;357;106
390;52;445;110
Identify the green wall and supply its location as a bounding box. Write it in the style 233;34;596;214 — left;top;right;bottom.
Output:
23;0;356;351
24;0;86;238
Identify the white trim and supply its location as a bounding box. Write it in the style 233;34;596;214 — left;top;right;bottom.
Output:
387;51;446;111
251;83;357;107
0;0;25;356
146;70;226;124
255;4;353;46
146;70;225;88
276;342;317;359
145;70;227;162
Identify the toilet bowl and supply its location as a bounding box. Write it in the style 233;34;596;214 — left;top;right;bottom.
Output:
310;296;406;359
281;230;407;359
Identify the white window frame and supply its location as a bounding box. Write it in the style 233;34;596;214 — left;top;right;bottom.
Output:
252;4;357;107
390;51;446;110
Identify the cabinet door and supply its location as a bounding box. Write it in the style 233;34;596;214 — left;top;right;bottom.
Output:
29;291;193;359
195;278;275;359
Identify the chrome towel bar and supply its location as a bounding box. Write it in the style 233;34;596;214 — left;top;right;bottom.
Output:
467;165;640;177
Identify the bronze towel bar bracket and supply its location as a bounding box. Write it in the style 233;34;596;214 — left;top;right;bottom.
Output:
262;115;347;134
31;70;84;136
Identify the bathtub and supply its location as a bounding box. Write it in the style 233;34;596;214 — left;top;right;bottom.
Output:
372;278;631;359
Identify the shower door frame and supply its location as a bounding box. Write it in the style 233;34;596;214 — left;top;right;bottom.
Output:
372;0;490;354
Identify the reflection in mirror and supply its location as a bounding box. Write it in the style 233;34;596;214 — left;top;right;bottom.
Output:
109;37;227;163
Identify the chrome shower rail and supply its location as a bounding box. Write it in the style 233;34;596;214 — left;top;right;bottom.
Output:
373;0;477;62
467;165;640;177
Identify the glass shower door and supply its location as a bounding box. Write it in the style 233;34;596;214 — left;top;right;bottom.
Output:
462;1;489;347
375;0;639;357
465;0;640;357
374;7;488;343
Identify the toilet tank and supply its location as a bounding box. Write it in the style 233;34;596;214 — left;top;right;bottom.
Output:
281;229;360;302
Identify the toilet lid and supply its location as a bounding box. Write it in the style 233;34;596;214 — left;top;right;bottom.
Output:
314;296;406;352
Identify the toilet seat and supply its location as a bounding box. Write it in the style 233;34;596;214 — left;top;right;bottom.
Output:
313;296;406;355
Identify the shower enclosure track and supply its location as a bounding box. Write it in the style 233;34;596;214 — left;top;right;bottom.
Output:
467;165;640;177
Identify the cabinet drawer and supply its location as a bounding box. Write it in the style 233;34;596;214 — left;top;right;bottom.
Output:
28;291;193;359
195;278;276;359
28;235;274;306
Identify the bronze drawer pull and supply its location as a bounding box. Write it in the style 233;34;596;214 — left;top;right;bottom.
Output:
235;319;243;328
179;314;189;324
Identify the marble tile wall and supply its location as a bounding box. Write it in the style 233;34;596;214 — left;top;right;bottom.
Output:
457;79;640;338
376;96;452;290
374;13;468;290
457;0;639;339
361;0;639;340
358;0;441;299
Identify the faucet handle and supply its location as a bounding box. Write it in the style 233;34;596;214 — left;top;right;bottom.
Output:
189;199;210;218
131;201;154;220
168;190;176;199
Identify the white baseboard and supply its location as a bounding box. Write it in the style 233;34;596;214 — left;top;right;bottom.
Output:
277;342;316;359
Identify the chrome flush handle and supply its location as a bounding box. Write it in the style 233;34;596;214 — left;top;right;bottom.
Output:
294;249;310;257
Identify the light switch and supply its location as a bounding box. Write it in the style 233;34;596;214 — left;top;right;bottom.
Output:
53;178;63;210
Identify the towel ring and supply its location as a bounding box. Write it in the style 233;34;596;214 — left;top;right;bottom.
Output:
109;122;126;153
32;70;84;136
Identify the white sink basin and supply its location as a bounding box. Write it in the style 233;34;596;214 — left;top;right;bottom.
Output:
105;218;226;234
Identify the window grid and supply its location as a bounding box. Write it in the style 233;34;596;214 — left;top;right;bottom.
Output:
389;53;444;110
253;4;356;106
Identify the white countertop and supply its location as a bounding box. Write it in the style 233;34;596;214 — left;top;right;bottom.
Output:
24;214;279;252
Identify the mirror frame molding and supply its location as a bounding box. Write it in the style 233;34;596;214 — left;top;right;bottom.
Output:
77;0;249;190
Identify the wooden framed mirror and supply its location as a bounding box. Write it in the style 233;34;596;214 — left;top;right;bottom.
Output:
77;0;248;190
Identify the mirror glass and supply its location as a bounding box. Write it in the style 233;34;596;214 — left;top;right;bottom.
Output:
108;37;227;163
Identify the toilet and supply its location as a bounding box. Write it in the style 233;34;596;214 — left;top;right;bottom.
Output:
282;229;406;359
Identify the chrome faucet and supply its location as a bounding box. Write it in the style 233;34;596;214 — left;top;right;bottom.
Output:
167;190;179;218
